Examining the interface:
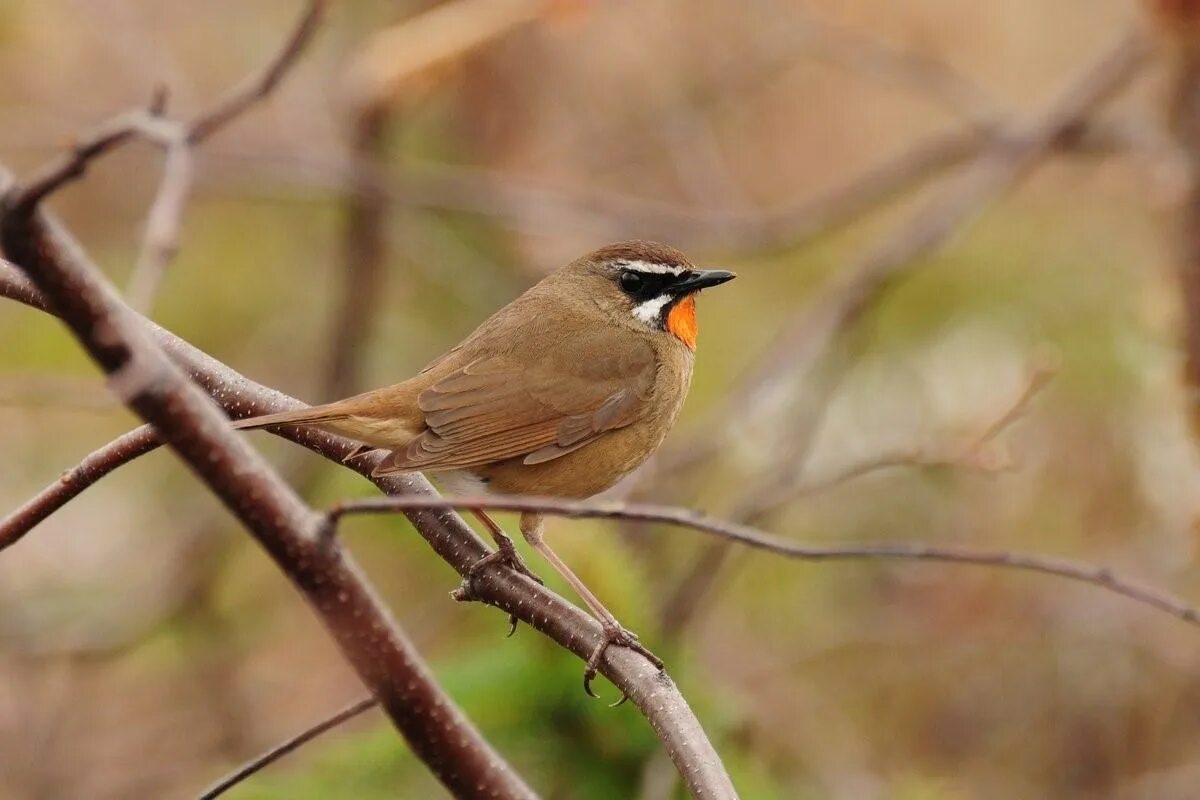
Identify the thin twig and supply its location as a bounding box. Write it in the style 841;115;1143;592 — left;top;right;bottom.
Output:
126;137;194;310
734;351;1057;520
198;696;378;799
187;0;327;144
323;494;1200;629
0;425;159;552
6;105;173;215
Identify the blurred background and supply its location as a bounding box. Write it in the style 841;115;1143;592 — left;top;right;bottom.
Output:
4;0;1200;797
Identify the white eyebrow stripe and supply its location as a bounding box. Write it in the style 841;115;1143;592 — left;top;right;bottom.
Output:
618;259;684;276
632;294;671;324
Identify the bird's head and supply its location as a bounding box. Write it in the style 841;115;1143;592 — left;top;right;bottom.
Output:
559;240;736;350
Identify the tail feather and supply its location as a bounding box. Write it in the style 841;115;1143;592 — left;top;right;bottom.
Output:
230;406;350;431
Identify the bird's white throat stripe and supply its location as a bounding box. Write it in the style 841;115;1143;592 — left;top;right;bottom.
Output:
618;259;684;276
632;294;671;324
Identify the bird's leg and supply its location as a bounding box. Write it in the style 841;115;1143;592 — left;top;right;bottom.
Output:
469;509;542;584
453;509;544;636
519;511;664;698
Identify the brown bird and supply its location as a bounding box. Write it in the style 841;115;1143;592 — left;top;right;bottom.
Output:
233;240;735;691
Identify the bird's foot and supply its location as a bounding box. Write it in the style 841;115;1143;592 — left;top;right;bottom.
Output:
451;535;544;636
583;621;665;704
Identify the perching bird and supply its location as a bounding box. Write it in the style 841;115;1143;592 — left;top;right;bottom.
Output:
233;240;735;691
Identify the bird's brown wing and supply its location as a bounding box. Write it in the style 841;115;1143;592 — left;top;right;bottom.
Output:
374;332;656;475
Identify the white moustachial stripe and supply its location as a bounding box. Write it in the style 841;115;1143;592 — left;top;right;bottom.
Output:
632;293;671;324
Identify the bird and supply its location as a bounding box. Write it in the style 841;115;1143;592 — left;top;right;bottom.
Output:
232;240;735;693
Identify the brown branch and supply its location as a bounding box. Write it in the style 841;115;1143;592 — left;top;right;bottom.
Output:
0;424;159;552
1;206;534;798
0;252;739;799
6;101;171;216
323;495;1200;629
198;696;379;799
186;0;327;144
732;351;1057;521
125;134;194;310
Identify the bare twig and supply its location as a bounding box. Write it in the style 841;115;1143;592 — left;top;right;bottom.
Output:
125;135;194;310
6;101;171;216
186;0;327;144
733;351;1057;519
1;204;535;798
198;696;378;800
323;494;1200;629
0;424;159;552
1;255;738;800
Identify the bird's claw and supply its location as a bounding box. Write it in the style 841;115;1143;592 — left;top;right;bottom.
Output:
451;537;543;636
582;623;665;704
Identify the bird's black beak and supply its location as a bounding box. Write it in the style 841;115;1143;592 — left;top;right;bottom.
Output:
671;269;737;294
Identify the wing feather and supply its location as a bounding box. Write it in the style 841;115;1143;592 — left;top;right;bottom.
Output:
378;339;655;475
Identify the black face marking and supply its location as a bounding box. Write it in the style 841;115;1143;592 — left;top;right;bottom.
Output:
613;262;694;303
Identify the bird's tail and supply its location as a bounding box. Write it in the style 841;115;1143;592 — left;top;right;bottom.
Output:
230;406;350;431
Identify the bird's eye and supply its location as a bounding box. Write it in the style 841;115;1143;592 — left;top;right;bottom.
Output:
619;270;643;294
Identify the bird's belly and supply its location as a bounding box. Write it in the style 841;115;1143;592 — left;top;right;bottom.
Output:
433;469;494;497
477;424;670;499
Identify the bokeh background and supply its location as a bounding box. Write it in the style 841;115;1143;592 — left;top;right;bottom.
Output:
4;1;1200;798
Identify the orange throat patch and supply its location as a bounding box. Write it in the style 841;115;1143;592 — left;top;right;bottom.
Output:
666;295;698;350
